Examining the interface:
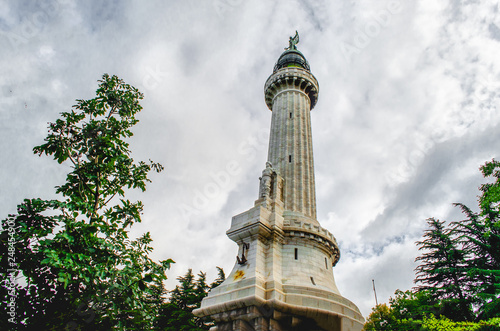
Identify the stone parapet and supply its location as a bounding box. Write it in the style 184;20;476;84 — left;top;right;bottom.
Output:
283;219;340;265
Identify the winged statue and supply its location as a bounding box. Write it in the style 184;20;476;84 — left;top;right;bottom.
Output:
286;31;299;50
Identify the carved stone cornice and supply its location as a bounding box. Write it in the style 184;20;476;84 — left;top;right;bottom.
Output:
264;67;319;110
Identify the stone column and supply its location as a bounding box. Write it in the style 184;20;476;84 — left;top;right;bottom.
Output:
264;68;319;222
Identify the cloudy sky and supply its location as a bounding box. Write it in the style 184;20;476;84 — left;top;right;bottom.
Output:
1;0;499;318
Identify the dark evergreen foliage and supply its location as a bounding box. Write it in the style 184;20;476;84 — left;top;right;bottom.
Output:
452;160;500;319
155;267;225;330
364;159;500;330
414;218;473;320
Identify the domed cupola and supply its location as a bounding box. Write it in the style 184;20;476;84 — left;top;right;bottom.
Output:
273;49;311;72
273;31;311;72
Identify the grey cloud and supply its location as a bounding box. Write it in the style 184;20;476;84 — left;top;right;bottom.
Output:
1;0;499;319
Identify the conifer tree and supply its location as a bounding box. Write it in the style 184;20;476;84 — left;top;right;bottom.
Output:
156;267;225;330
365;160;500;329
414;218;473;321
453;159;500;319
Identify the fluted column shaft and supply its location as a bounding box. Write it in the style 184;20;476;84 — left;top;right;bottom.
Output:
264;68;319;221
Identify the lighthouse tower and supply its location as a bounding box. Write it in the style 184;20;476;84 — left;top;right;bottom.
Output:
193;33;364;331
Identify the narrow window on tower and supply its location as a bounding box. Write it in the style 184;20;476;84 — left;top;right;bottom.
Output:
325;257;328;269
289;155;292;163
310;277;316;285
294;248;298;260
289;112;292;118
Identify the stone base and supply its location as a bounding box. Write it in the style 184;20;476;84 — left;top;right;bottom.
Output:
195;294;363;331
208;305;333;331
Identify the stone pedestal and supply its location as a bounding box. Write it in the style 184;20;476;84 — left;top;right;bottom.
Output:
193;175;364;330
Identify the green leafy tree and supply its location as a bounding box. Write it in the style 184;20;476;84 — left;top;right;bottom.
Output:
0;74;173;330
364;290;441;331
414;218;473;321
453;160;500;319
420;315;500;331
389;289;440;322
363;304;399;331
364;292;500;330
156;267;225;331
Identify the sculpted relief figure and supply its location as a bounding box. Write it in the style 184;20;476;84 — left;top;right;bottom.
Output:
259;161;275;199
